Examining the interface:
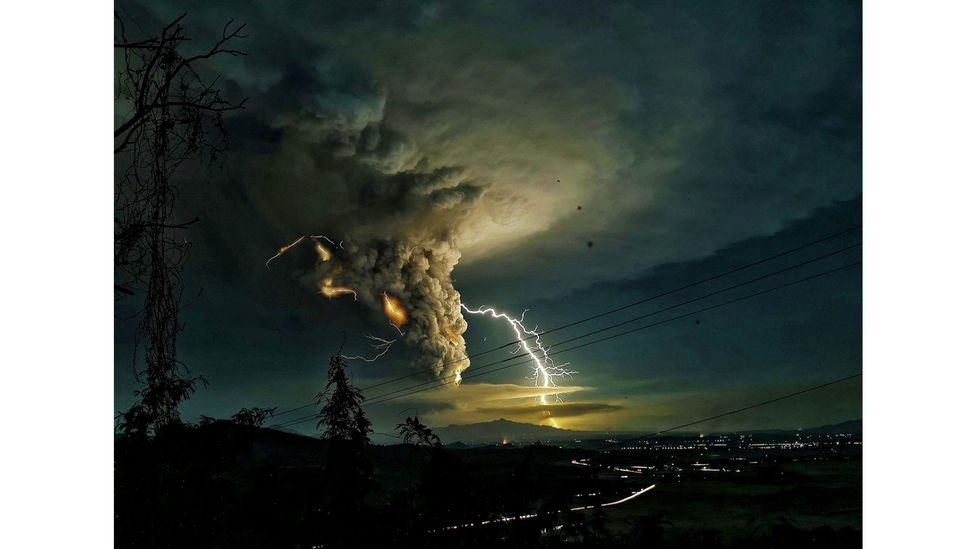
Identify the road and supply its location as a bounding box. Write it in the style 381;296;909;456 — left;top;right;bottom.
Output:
439;484;657;531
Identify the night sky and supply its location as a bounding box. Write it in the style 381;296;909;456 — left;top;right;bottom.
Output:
115;0;862;436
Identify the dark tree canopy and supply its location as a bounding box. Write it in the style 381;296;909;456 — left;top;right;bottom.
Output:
316;353;371;444
230;406;277;427
396;415;442;448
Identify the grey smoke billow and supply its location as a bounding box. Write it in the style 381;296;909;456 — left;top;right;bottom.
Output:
203;46;491;378
337;239;470;377
127;0;860;377
278;120;483;378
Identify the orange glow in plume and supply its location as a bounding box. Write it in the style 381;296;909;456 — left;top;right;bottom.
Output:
444;324;460;345
383;292;408;327
319;278;357;300
314;241;331;262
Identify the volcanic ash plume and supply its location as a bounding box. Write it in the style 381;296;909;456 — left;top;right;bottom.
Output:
258;93;488;378
301;238;470;378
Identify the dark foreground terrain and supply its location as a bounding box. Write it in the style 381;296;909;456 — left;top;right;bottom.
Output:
115;422;861;548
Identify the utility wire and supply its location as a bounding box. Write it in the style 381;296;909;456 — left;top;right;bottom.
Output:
357;225;862;393
273;261;859;428
597;372;863;450
266;401;318;421
367;375;862;447
359;246;859;405
361;262;859;407
272;260;856;428
269;226;859;420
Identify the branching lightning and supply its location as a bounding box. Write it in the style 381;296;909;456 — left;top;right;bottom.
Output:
460;304;577;411
267;235;409;364
269;236;480;375
342;334;397;363
267;235;359;300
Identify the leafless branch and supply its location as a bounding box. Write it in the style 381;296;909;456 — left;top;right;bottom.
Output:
115;11;245;436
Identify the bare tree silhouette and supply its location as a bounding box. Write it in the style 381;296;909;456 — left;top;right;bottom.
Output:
115;12;247;436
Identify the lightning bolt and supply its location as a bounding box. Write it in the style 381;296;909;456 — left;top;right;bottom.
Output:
267;235;409;365
310;235;343;250
460;304;576;415
342;334;397;363
265;235;307;269
267;235;359;300
266;234;348;267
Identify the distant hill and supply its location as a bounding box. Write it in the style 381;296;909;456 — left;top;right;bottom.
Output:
735;419;862;436
260;417;862;446
432;418;591;444
802;419;862;434
426;418;863;445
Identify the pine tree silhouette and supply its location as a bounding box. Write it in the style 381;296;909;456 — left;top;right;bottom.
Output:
308;350;373;545
316;353;371;445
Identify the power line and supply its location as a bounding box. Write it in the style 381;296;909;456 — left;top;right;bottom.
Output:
358;247;859;405
357;225;862;393
361;262;859;407
275;225;862;424
272;260;858;428
274;260;859;428
267;402;319;421
273;414;319;429
598;372;863;450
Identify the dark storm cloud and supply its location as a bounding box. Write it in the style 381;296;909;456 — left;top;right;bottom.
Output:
121;0;860;299
118;1;508;378
115;0;861;432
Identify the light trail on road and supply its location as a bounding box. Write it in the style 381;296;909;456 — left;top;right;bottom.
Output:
438;484;657;531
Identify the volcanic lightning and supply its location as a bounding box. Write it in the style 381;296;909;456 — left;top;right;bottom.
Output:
342;334;397;363
267;235;470;374
460;304;576;408
318;277;358;300
443;324;461;346
265;236;307;268
268;236;359;300
313;240;331;262
383;292;409;329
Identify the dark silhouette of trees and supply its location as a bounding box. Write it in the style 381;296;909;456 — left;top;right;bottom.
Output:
230;406;277;427
396;415;442;447
307;351;373;545
114;12;247;156
114;12;247;436
316;352;372;445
